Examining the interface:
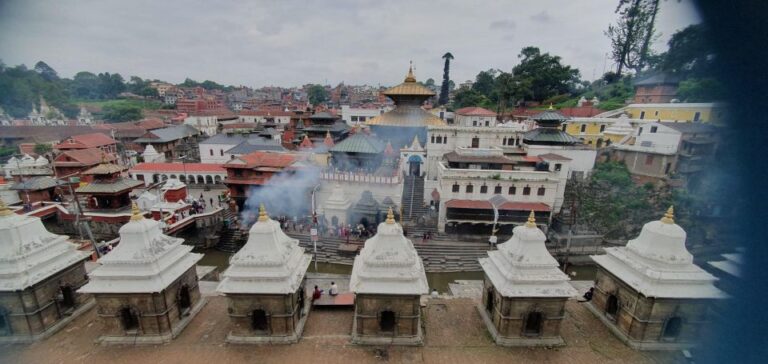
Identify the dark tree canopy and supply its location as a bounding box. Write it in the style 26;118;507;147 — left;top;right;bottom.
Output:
307;84;329;105
438;52;454;105
510;46;580;102
660;24;715;77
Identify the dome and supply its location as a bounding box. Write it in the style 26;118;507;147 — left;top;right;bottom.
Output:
625;207;691;264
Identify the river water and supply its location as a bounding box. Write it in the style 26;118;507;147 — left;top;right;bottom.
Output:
195;249;596;293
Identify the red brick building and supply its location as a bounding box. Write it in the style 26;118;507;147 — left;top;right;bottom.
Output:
633;73;681;104
53;149;117;181
222;151;301;209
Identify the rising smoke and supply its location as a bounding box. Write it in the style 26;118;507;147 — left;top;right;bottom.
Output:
240;164;321;226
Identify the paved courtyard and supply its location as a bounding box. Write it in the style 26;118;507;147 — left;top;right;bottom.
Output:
1;295;684;364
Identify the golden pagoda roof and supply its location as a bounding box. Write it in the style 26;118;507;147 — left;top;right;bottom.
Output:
366;106;446;127
382;65;436;97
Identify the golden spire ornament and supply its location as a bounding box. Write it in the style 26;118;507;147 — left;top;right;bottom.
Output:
660;206;675;224
405;61;416;83
0;197;12;217
258;203;268;222
130;202;143;221
386;207;395;224
525;210;536;228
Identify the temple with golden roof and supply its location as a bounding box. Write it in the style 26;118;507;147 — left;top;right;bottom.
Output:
366;64;445;149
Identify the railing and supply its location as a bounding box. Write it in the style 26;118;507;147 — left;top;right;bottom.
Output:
320;171;401;185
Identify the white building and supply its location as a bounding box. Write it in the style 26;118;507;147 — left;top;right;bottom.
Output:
454;107;497;127
184;114;218;136
198;134;286;164
217;205;312;343
237;110;292;125
478;212;577;346
350;209;429;345
340;105;388;126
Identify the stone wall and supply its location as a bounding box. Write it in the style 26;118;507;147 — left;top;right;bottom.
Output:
353;294;421;339
592;267;715;346
225;282;306;338
0;260;90;338
481;277;567;341
91;266;200;338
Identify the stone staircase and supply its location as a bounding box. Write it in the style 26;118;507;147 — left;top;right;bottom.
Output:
215;209;247;253
287;232;490;272
401;175;428;223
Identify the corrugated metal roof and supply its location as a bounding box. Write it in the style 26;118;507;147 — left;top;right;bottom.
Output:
330;133;386;154
11;177;58;191
75;178;143;194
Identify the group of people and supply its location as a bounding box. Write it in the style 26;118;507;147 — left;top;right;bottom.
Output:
311;282;339;302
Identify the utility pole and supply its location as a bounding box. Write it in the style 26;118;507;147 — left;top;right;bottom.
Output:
61;177;100;258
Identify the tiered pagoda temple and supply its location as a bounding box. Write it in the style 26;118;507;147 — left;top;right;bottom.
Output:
217;205;312;344
366;65;445;149
76;157;143;214
588;207;726;350
350;208;429;345
0;198;92;343
523;107;581;146
78;203;205;344
478;211;576;346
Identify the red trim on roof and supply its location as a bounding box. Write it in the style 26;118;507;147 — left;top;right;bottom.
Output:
129;163;226;173
445;199;550;212
455;107;496;117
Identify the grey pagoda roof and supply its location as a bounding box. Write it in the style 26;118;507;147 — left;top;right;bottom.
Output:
134;125;200;144
531;110;569;122
11;176;58;191
330;133;386;154
226;137;286;154
523;128;581;145
199;133;247;146
633;72;681;86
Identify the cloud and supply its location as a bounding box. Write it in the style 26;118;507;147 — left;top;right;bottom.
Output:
490;19;516;30
0;0;701;86
530;11;552;23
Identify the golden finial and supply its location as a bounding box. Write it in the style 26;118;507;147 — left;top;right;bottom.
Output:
525;210;536;228
129;202;143;221
386;207;395;224
660;206;675;224
405;61;416;83
548;103;554;110
0;197;12;217
258;203;268;222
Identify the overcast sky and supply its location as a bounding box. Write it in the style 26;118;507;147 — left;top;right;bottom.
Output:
0;0;700;88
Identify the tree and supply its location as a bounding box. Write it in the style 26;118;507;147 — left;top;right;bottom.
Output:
606;0;658;76
425;78;436;87
307;84;328;105
452;88;491;109
97;72;126;99
33;61;59;81
70;71;100;99
438;52;454;105
102;103;143;122
510;47;580;102
472;69;498;98
660;24;715;77
34;143;52;155
677;78;726;102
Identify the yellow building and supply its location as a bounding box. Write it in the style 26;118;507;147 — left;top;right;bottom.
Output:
561;118;615;148
624;103;727;124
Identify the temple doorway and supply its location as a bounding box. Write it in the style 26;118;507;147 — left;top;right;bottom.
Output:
178;285;192;316
408;155;421;176
60;285;76;312
662;317;683;340
485;289;495;313
379;310;396;332
605;294;619;320
252;309;268;332
120;307;139;332
524;312;543;336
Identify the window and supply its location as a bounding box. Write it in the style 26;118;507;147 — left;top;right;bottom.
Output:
466;184;474;193
638;127;643;135
580;124;586;133
443;135;448;143
436;136;443;143
494;185;502;194
220;149;224;156
471;137;480;148
537;187;545;196
209;149;213;156
480;185;488;194
359;116;366;122
431;135;435;143
485;120;490;126
473;120;477;126
452;183;460;193
351;116;358;122
645;155;654;165
508;186;516;195
554;163;562;171
523;186;531;195
600;125;606;133
654;110;659;116
693;112;701;122
650;126;658;133
605;295;619;320
503;137;507;145
640;111;646;119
